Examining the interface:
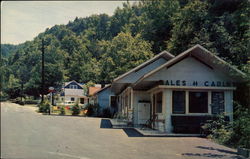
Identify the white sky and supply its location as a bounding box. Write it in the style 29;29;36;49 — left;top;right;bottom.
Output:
1;1;126;45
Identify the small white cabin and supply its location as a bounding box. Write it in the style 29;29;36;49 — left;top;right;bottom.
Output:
110;45;246;133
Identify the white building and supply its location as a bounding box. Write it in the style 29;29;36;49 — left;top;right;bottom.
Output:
110;44;246;133
56;80;87;106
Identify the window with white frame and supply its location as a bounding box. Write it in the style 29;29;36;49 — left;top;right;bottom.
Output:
69;85;78;89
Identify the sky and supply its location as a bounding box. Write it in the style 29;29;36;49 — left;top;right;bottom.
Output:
1;1;126;45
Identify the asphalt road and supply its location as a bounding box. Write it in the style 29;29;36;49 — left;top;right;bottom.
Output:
1;102;245;159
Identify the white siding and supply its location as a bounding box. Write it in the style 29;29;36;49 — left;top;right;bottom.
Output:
145;57;232;86
65;89;84;96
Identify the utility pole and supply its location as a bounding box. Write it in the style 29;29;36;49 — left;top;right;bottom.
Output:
41;39;45;103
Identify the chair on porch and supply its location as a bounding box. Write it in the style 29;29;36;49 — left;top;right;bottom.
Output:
141;114;158;130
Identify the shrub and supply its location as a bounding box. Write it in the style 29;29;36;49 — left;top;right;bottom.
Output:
0;92;8;101
102;107;112;118
203;102;250;149
113;112;127;121
38;101;50;113
202;113;232;145
72;104;80;116
60;106;65;115
230;103;250;149
84;103;100;116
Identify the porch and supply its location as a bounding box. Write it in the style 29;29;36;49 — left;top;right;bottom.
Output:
109;118;202;137
117;84;234;134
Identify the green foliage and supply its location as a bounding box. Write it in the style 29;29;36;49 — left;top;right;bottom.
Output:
230;103;250;149
71;104;80;116
202;114;232;144
102;107;112;118
1;44;21;57
5;74;21;99
98;32;153;83
83;81;95;95
38;101;50;113
203;103;250;149
84;103;100;117
140;0;180;52
59;106;65;115
167;0;249;66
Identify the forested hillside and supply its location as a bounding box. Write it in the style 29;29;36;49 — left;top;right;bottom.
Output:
1;44;22;57
1;0;249;99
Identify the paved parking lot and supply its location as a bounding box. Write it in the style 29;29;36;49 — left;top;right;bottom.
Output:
1;102;245;159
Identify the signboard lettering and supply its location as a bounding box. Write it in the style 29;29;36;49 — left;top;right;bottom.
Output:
165;80;233;87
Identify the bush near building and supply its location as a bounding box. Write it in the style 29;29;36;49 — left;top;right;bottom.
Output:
72;104;80;116
102;107;112;118
38;101;50;114
59;106;65;115
84;103;100;117
203;102;250;149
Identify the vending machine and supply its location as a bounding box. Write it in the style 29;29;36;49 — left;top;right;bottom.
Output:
137;102;150;124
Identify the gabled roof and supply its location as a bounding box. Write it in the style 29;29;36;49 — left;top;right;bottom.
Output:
64;80;84;89
93;84;111;95
113;51;175;83
88;87;102;96
133;44;246;86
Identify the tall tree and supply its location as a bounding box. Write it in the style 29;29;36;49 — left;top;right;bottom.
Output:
98;32;153;83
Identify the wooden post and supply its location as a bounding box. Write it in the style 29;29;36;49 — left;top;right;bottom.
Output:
41;39;45;103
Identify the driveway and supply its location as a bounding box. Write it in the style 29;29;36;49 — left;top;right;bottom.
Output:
1;102;245;159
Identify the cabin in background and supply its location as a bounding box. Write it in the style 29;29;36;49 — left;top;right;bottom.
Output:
55;80;87;106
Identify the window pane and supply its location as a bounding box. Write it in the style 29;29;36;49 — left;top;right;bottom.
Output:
212;92;224;114
156;92;162;113
172;91;185;114
189;92;208;113
110;96;117;108
80;98;84;104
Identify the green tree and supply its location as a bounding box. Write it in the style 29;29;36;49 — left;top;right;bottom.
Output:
5;74;21;98
98;32;153;83
167;0;213;54
140;0;180;52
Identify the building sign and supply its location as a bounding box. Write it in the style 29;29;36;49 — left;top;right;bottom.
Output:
165;80;233;87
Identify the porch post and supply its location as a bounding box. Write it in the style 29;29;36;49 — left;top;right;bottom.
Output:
164;89;173;133
130;88;133;123
185;91;189;114
208;91;212;114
